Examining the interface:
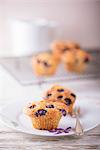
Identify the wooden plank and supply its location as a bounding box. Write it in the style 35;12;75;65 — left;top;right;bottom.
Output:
0;124;100;150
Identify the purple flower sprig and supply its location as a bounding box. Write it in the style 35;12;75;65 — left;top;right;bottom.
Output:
48;127;71;134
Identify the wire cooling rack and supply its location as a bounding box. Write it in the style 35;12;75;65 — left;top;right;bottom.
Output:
0;50;100;85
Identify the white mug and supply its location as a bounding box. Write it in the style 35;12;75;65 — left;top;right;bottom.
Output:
11;19;57;56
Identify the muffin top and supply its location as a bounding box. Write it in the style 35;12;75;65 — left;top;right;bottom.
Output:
66;40;80;50
43;85;76;106
23;100;68;118
39;100;68;116
62;49;91;64
23;102;37;117
51;40;67;52
51;40;80;55
32;52;58;68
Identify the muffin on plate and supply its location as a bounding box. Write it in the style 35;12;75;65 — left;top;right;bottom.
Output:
43;85;76;114
62;49;91;73
23;101;63;130
32;52;58;76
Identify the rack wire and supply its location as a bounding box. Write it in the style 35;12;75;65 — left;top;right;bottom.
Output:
0;50;100;86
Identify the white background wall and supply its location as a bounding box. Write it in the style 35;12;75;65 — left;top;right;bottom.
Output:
0;0;100;56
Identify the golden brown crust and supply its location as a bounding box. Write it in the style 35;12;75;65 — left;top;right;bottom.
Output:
23;102;37;117
43;85;76;114
32;52;58;76
51;40;80;61
66;40;80;49
51;40;67;61
39;100;68;113
62;49;91;73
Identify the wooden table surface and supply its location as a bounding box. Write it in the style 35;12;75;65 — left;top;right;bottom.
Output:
0;123;100;150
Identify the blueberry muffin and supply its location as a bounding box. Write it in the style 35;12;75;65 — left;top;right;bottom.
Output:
51;40;67;62
23;101;63;130
66;40;80;50
43;85;76;114
62;49;91;73
32;52;58;76
51;40;80;61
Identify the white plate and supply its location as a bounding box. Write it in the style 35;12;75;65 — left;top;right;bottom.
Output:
0;97;100;137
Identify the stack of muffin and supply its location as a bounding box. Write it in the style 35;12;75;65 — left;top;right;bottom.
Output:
32;40;91;76
24;85;76;130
